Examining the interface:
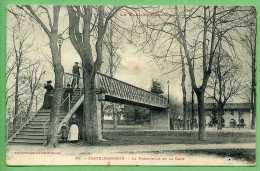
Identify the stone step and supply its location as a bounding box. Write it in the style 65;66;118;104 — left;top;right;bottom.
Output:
22;128;47;132
15;135;47;140
19;132;45;136
20;128;45;134
26;123;48;127
25;126;47;129
32;116;66;121
10;139;45;144
35;113;66;116
35;114;50;117
29;120;48;123
38;109;51;113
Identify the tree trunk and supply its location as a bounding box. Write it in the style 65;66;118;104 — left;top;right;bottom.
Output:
251;87;256;129
116;112;121;125
112;104;117;129
13;63;20;131
47;36;64;147
48;63;64;147
26;94;34;117
217;105;224;130
196;90;206;140
251;48;256;129
181;55;187;130
48;88;63;147
101;102;104;130
82;71;100;145
191;89;195;130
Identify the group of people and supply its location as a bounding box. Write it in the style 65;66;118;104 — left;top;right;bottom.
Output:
61;114;79;143
41;62;81;143
42;61;81;110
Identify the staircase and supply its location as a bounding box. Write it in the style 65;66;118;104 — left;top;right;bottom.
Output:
8;89;83;145
70;89;82;106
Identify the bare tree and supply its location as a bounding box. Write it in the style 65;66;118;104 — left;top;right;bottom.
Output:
180;45;187;129
102;20;122;129
18;5;64;147
123;7;189;129
207;44;243;129
6;49;16;106
67;6;121;144
238;7;256;129
24;63;45;116
126;6;253;139
174;6;253;139
8;11;32;131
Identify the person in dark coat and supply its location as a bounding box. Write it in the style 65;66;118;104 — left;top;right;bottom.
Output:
71;62;80;89
61;123;68;143
42;80;54;109
63;84;74;112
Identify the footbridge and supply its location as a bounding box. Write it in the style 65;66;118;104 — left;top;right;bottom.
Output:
64;72;168;110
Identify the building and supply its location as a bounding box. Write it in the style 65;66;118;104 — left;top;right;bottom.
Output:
203;103;252;128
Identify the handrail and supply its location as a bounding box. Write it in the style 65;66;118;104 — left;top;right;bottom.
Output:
97;72;165;98
64;72;168;108
7;112;38;143
56;95;84;135
59;94;71;111
64;72;167;99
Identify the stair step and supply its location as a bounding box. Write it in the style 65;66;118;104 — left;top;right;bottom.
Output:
35;114;50;117
19;132;45;136
15;135;47;140
29;120;48;123
8;101;79;145
27;123;48;127
26;126;47;129
33;115;66;119
23;128;46;132
10;139;45;144
35;113;66;116
38;109;51;113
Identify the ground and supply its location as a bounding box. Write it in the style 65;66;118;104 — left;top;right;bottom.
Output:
6;129;256;166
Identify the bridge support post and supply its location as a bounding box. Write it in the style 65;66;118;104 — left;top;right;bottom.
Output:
150;108;170;130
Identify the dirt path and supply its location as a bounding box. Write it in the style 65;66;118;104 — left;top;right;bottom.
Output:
6;143;255;166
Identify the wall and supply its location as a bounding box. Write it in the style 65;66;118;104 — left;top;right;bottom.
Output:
150;109;170;130
204;110;252;128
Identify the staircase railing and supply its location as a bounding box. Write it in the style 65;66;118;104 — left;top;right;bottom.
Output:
41;94;73;145
60;94;71;112
56;95;84;135
7;112;37;143
63;72;83;88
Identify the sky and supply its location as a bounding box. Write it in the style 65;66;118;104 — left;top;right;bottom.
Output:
6;6;253;104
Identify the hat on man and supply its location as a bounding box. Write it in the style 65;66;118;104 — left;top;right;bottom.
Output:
75;62;79;64
47;80;52;83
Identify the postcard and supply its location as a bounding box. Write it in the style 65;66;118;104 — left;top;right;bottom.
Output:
5;5;256;166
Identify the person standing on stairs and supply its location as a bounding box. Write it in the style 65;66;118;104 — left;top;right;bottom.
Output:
71;62;80;89
42;80;54;109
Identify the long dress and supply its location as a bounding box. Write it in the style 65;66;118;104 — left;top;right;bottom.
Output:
68;124;79;141
42;84;53;109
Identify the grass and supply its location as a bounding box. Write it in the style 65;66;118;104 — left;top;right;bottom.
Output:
100;131;255;146
100;131;256;163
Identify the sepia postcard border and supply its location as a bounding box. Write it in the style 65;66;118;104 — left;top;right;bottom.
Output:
0;0;259;170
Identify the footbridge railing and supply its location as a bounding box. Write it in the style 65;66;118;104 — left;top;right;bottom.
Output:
63;72;168;109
